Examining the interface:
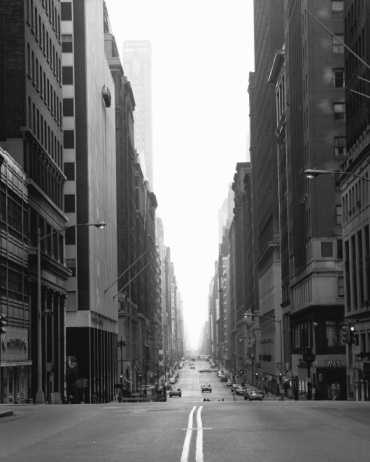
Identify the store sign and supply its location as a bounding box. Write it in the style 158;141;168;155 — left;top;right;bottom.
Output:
315;359;345;368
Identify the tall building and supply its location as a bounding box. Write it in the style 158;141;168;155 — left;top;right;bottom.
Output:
61;0;118;403
341;0;370;401
0;0;68;403
250;0;284;393
0;148;30;403
278;0;346;399
122;40;153;188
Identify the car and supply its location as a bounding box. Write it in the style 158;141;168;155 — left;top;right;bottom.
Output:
169;388;182;398
201;384;212;393
219;375;228;382
169;377;176;384
226;380;233;387
190;365;196;370
233;384;245;396
244;388;264;401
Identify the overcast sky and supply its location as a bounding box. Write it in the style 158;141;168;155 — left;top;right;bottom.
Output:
105;0;255;350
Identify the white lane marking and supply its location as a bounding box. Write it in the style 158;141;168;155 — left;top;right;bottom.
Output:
196;406;204;462
180;406;196;462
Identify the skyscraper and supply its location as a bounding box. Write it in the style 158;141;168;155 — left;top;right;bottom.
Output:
122;40;153;188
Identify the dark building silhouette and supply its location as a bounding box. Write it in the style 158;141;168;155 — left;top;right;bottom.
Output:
0;0;68;403
342;0;370;400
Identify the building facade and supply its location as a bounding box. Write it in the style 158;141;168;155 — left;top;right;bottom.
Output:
250;0;284;393
0;148;31;403
341;0;370;400
122;40;153;188
281;0;346;399
62;0;118;403
0;0;68;403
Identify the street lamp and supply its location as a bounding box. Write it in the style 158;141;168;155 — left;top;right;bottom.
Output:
304;168;370;182
35;221;106;404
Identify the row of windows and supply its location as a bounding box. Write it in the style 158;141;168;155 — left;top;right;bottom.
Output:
344;224;370;312
26;2;62;85
291;320;344;354
27;44;62;129
0;259;29;304
26;139;64;209
342;166;370;223
0;185;29;241
28;97;62;167
27;0;61;43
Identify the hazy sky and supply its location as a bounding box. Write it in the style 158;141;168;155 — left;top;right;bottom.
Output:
105;0;255;349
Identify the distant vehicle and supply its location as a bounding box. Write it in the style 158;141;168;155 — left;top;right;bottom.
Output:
234;385;245;396
169;388;182;398
190;365;196;370
226;380;233;387
244;388;264;401
169;377;176;384
201;384;212;393
219;375;227;382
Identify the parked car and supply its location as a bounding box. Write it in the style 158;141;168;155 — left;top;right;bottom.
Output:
233;384;245;396
226;380;233;387
190;365;196;370
244;388;264;401
219;375;228;382
169;388;182;398
169;377;176;384
201;384;212;393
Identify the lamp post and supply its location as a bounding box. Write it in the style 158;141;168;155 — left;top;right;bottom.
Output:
35;221;106;404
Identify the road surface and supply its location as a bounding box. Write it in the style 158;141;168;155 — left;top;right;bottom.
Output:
1;361;370;461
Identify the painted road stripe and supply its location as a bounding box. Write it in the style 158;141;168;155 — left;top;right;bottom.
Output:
181;406;196;462
195;406;204;462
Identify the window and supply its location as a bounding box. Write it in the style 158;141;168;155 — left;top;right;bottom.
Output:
63;130;74;149
65;226;75;245
66;258;76;277
333;35;344;53
337;239;343;259
64;162;75;180
333;102;345;120
333;136;346;157
332;1;344;12
62;66;73;85
333;68;344;87
64;194;75;213
337;276;344;297
61;2;72;21
62;34;73;53
63;98;74;116
321;241;333;257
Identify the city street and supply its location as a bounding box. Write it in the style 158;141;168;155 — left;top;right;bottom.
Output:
1;362;370;461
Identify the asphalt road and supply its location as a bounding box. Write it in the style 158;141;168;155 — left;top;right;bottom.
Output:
1;361;370;462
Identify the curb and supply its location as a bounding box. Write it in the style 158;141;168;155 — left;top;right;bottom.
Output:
0;410;14;418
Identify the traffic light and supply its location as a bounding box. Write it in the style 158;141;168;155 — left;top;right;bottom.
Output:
0;314;7;335
340;324;349;345
349;325;359;345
